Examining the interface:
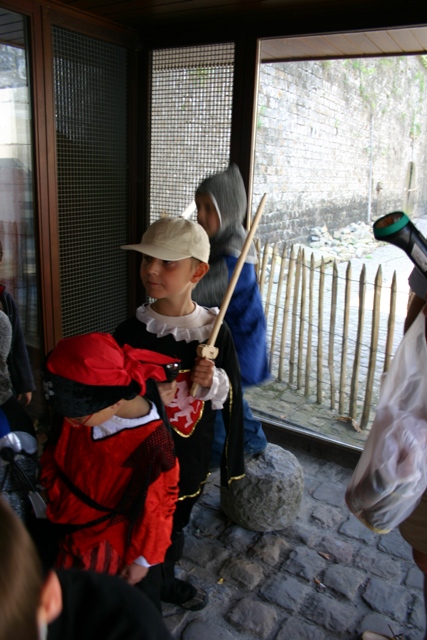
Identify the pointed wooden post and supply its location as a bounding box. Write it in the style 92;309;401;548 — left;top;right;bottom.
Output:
289;247;302;384
328;260;338;410
265;242;278;321
384;271;397;373
360;265;382;428
269;243;287;373
316;257;325;404
339;261;351;415
349;264;366;422
305;252;314;398
297;249;307;390
279;245;295;382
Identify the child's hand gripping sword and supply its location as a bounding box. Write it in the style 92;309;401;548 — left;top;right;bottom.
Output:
190;193;267;397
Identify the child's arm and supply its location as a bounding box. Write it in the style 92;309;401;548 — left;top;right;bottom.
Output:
3;291;35;404
120;562;149;585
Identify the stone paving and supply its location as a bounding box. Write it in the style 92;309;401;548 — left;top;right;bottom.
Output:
162;428;425;640
245;382;369;450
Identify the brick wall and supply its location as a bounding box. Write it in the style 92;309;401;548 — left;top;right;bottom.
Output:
252;57;427;245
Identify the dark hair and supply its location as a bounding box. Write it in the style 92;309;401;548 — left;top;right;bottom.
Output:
0;240;3;262
0;497;43;639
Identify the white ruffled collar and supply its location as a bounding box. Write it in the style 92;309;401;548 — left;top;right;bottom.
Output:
136;303;219;343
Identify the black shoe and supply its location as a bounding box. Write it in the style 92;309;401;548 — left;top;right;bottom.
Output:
161;578;208;611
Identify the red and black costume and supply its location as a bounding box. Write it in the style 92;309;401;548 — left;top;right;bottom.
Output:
40;404;179;572
39;333;181;612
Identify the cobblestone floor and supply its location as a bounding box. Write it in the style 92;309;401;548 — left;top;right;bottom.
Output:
163;429;425;640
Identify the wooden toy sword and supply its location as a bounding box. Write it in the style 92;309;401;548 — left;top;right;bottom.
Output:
190;193;267;396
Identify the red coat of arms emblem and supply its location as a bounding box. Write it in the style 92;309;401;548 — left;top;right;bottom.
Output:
165;370;204;436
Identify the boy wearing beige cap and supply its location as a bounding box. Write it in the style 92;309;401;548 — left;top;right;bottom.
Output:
115;217;244;612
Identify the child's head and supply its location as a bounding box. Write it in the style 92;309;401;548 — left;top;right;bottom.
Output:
43;333;178;424
121;217;210;302
0;496;62;638
195;163;247;238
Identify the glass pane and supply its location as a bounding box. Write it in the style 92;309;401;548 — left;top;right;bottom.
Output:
0;9;40;417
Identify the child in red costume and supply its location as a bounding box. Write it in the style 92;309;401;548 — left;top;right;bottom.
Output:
39;333;180;612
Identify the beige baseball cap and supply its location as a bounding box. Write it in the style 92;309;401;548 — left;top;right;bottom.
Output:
121;217;210;263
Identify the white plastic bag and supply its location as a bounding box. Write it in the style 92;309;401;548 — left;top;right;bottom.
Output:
345;308;427;533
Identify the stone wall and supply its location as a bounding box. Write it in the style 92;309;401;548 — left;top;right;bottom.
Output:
252;57;427;246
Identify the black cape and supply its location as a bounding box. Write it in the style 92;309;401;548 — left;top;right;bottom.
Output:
114;315;244;497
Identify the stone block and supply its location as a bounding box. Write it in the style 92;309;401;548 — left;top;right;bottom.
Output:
357;613;400;638
284;546;327;582
322;564;366;599
276;619;328;640
227;597;278;639
182;621;237;640
249;533;290;566
362;577;412;620
354;549;402;581
303;591;359;634
260;574;309;612
220;443;304;532
220;558;264;590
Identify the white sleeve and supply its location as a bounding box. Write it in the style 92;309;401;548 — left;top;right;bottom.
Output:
194;367;229;410
133;555;151;568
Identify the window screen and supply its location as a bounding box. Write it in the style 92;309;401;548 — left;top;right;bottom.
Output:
52;27;128;336
150;43;235;222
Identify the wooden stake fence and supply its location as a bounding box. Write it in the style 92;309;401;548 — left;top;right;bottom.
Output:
258;242;406;431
